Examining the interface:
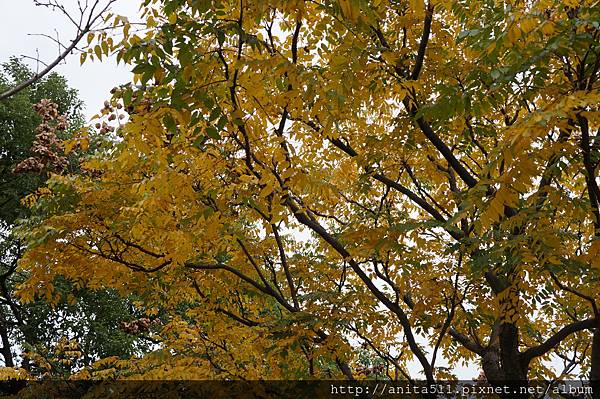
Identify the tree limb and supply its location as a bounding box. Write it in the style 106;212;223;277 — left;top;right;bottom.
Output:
0;0;116;101
521;318;598;364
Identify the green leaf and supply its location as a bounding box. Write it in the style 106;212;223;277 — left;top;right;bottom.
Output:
205;126;220;140
131;63;156;75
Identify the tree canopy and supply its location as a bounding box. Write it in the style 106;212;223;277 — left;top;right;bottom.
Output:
5;0;600;395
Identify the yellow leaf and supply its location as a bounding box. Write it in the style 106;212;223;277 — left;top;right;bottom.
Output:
281;168;294;180
540;21;555;35
63;139;78;155
259;184;274;198
94;45;102;60
339;0;358;22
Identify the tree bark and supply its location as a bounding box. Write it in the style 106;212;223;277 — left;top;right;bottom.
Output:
482;349;504;383
481;324;529;399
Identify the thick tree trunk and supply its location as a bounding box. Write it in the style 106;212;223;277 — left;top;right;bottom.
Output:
499;323;527;380
482;323;529;399
482;349;504;381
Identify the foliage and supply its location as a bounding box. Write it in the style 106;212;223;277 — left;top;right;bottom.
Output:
12;0;600;391
0;60;148;374
0;58;83;224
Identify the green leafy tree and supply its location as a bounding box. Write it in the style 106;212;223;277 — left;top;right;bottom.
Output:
0;58;83;224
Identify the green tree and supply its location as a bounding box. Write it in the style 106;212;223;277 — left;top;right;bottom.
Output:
0;58;83;224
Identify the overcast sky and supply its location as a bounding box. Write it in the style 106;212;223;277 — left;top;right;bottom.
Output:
0;0;140;119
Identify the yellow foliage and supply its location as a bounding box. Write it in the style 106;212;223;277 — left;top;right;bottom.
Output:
15;0;600;384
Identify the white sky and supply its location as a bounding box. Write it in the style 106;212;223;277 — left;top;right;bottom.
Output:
0;0;140;119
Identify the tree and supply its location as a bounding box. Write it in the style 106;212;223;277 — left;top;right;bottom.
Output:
0;60;149;375
1;58;83;224
14;0;599;394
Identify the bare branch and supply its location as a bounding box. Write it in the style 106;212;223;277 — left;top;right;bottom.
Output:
550;272;598;317
410;2;434;80
0;0;117;101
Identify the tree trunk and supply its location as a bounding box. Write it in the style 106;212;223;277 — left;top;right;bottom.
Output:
482;323;529;399
499;323;526;380
0;306;14;367
482;349;504;383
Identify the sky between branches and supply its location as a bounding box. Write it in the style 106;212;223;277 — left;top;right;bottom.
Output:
0;0;140;119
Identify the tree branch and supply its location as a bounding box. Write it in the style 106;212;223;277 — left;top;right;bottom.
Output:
410;2;434;81
0;0;116;101
521;318;598;364
327;136;465;241
283;195;436;384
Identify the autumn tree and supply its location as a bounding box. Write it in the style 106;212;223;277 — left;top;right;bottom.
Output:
12;0;600;394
